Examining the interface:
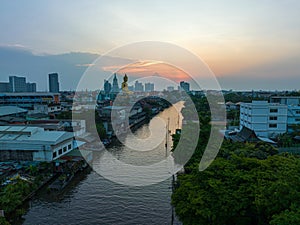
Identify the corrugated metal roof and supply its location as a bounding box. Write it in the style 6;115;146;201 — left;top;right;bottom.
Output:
0;125;73;144
0;106;28;117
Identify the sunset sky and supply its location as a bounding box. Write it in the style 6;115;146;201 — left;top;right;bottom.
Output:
0;0;300;90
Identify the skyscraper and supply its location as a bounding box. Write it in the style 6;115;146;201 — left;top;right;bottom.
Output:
104;80;112;94
134;80;144;92
111;73;119;93
180;81;190;92
145;82;154;92
49;73;60;93
0;82;10;92
26;82;36;92
9;76;27;92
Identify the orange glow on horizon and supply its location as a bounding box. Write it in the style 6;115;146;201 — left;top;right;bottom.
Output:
102;60;191;83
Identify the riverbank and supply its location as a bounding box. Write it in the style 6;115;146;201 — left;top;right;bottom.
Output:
0;161;55;224
0;159;90;225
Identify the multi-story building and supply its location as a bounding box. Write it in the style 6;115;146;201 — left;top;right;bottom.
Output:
145;82;154;92
0;126;75;161
104;80;112;94
270;96;300;132
0;82;10;92
49;73;60;93
26;82;36;92
134;80;144;92
9;76;26;92
180;81;190;92
0;76;37;93
29;104;61;115
240;101;288;138
0;92;60;109
270;96;300;105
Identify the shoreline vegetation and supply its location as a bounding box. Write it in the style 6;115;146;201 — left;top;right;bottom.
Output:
171;95;300;225
0;161;90;225
0;162;55;224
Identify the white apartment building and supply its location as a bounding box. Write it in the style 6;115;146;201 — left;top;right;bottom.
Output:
270;96;300;132
240;101;288;138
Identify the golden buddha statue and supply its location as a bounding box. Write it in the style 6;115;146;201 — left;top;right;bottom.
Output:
121;74;128;92
121;74;132;94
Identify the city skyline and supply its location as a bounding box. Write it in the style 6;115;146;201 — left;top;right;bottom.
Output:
0;1;300;91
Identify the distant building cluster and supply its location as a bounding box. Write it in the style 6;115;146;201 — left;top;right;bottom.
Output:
100;74;191;100
0;76;37;92
0;73;64;117
99;73;159;101
0;73;61;93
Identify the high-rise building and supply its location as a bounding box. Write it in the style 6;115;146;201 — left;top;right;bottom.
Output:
180;81;190;92
0;82;10;92
134;80;144;92
104;80;112;94
9;76;27;92
49;73;60;93
26;83;37;92
145;82;154;92
111;73;119;93
1;76;36;93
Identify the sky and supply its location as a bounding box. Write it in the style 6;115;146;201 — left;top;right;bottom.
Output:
0;0;300;90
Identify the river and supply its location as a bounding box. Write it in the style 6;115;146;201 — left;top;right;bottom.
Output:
21;102;184;225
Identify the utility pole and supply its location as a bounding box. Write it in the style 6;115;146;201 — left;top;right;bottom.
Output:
165;117;170;157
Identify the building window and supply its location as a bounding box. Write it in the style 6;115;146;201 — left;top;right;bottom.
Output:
269;124;277;128
269;116;278;120
59;149;62;155
270;108;278;113
296;118;300;122
68;144;72;150
296;111;300;114
63;147;67;152
53;152;57;158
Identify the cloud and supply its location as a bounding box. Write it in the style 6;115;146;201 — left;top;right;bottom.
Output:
75;63;95;67
102;60;190;83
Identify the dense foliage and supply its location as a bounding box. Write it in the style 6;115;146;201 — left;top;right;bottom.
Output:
172;96;300;225
0;179;32;213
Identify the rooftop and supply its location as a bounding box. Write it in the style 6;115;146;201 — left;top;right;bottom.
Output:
0;106;28;117
271;96;300;99
0;125;73;144
0;92;59;96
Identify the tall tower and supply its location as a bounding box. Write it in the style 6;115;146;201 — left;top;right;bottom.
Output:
9;76;26;92
180;81;190;92
111;73;119;93
104;80;112;94
49;73;60;93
